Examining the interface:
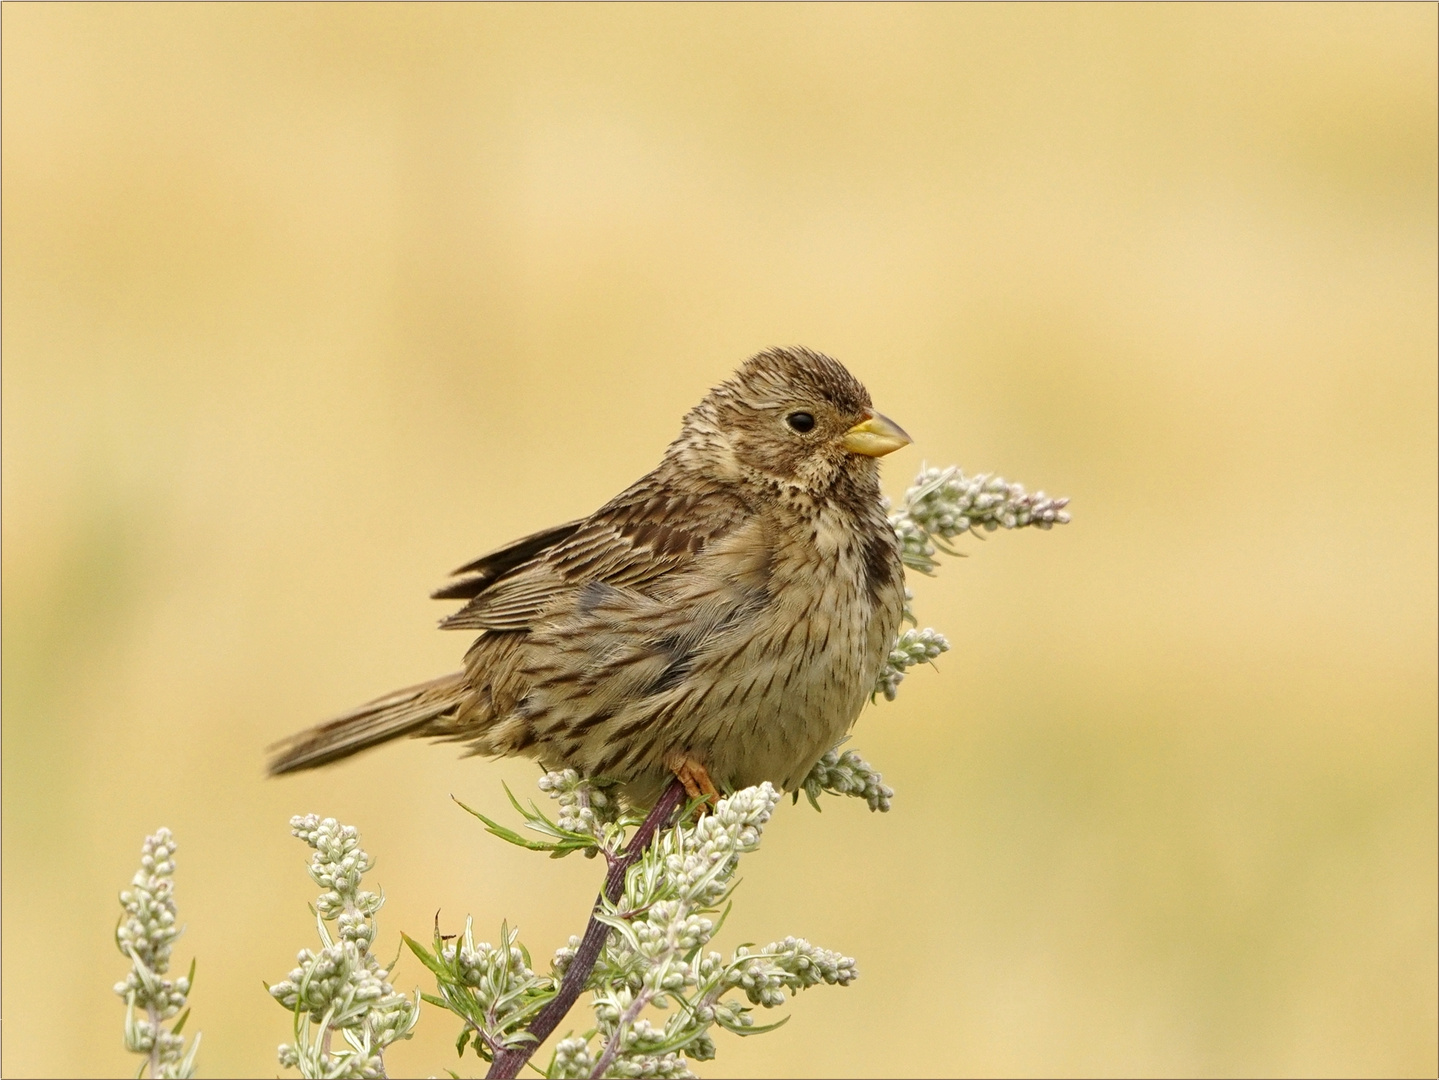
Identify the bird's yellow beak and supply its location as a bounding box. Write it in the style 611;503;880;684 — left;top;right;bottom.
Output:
841;411;912;457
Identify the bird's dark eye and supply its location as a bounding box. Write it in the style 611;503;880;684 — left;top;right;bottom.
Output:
786;412;816;433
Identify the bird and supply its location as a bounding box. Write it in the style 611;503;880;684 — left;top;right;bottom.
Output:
266;346;911;807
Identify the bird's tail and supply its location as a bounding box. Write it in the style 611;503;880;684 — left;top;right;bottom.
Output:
266;672;468;775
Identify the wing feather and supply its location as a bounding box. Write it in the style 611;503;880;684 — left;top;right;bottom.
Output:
438;475;749;632
431;519;584;601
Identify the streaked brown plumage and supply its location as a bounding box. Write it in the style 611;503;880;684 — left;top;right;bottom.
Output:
267;347;911;805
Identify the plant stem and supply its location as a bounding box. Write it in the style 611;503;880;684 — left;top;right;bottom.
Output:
147;1002;163;1079
485;779;688;1080
587;989;652;1080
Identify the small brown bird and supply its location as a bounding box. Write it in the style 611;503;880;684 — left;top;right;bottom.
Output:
267;347;911;805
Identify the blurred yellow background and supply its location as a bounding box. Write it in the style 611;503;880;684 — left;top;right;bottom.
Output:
3;4;1435;1077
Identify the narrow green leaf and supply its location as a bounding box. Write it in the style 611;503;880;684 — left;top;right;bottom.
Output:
402;932;450;978
731;1015;791;1037
453;796;560;851
710;899;735;941
501;781;538;823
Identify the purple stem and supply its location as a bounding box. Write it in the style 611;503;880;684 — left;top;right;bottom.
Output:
485;779;688;1080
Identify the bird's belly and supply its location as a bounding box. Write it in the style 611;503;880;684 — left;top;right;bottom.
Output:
670;577;882;795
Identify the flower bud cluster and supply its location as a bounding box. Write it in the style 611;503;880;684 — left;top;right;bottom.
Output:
726;937;858;1007
651;782;777;910
890;464;1070;574
114;829;200;1079
442;918;536;999
889;510;937;577
290;815;384;926
115;830;182;989
415;916;554;1063
270;942;399;1026
551;933;582;981
878;463;1067;709
269;815;418;1078
874;627;951;702
538;768;621;842
550;1035;597;1079
801;746;895;811
603;1050;694;1078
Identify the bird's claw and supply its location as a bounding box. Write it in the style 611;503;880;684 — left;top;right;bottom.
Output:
667;753;719;813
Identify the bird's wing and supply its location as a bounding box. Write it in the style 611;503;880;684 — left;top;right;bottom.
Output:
437;477;752;632
431;519;584;601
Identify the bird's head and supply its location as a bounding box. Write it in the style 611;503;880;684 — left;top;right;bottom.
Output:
673;346;911;498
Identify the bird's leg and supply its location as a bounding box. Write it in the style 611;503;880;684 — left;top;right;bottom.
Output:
666;751;719;807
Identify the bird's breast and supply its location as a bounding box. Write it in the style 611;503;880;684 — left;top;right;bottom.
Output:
683;501;902;791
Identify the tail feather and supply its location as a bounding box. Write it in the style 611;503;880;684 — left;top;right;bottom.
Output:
267;672;468;775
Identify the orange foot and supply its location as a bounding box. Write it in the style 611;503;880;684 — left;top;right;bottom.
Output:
667;752;719;808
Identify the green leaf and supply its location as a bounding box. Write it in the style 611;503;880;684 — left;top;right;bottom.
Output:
593;911;642;951
501;781;543;824
710;899;735;942
454;797;558;851
171;1007;191;1036
505;784;580;842
731;1014;791;1037
402;933;450;978
452;792;598;856
930;534;965;557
